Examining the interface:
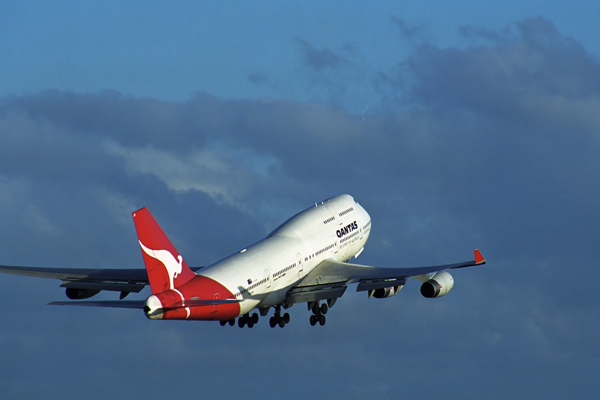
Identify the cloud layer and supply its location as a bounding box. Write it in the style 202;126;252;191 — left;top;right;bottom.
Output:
1;18;599;399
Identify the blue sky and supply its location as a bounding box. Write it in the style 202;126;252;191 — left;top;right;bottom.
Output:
4;1;600;108
1;1;600;399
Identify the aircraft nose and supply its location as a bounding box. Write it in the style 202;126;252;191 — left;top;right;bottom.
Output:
357;202;371;225
144;295;163;320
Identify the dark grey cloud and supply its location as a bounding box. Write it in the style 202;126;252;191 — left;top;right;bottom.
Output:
247;72;269;85
294;38;376;110
410;18;600;111
1;17;599;400
391;17;427;42
296;38;347;72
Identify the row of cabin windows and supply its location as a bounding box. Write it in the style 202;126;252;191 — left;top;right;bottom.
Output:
339;230;360;244
338;207;354;217
274;262;297;278
315;243;335;256
305;242;336;261
233;277;269;298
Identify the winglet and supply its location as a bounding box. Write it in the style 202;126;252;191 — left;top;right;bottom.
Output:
474;249;486;265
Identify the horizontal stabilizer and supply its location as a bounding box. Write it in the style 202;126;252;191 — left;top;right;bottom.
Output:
49;300;146;308
49;298;241;310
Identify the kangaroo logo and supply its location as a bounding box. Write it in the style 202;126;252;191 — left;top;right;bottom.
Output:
139;241;183;290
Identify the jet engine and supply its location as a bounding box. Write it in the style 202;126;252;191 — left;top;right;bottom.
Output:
65;288;101;300
420;271;454;298
369;286;402;299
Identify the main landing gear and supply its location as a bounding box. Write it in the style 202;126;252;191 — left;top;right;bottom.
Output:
269;305;290;328
220;300;333;328
220;313;259;328
309;301;327;326
219;318;236;327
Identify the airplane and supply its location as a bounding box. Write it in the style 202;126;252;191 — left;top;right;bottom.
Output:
0;194;485;328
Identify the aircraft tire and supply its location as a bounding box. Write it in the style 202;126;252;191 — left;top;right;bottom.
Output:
238;318;245;328
220;320;227;326
228;319;235;326
252;313;259;324
312;303;320;315
320;303;328;315
283;313;290;323
319;315;326;326
310;314;318;326
278;318;286;328
269;317;277;328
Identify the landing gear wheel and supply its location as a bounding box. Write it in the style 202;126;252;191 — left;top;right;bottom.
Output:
320;303;328;315
220;320;227;326
319;314;326;326
248;321;254;328
283;313;290;324
310;314;318;326
228;319;235;326
252;313;259;324
238;318;245;328
278;318;286;328
269;317;277;328
312;303;320;314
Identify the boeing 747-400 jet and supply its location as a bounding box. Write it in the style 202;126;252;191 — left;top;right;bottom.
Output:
0;194;485;328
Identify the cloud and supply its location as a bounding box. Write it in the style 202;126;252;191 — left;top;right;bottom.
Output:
247;72;269;85
410;18;600;108
296;38;347;72
105;140;279;208
391;17;427;43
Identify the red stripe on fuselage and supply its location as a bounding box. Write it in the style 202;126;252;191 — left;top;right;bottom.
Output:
155;275;240;321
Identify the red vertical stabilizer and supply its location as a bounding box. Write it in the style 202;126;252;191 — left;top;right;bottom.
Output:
132;208;196;294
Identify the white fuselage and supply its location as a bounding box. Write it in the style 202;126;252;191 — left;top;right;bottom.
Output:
198;194;371;315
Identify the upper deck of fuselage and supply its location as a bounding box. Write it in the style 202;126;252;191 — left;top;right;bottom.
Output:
267;194;358;240
199;194;369;283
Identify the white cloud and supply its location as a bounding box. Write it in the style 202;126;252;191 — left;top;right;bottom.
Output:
104;140;279;209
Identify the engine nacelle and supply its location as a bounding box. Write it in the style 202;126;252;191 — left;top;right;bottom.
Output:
65;288;101;300
369;286;402;299
420;271;454;298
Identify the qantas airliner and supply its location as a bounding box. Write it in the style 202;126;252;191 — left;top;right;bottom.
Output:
0;194;485;328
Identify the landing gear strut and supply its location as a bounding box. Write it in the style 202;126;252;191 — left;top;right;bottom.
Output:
308;301;327;326
269;305;290;328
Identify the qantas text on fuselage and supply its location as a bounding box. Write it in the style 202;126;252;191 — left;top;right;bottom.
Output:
336;221;358;238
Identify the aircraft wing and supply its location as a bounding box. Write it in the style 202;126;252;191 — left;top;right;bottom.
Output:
285;250;485;304
0;265;203;297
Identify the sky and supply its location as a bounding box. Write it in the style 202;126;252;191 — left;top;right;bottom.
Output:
1;1;600;399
